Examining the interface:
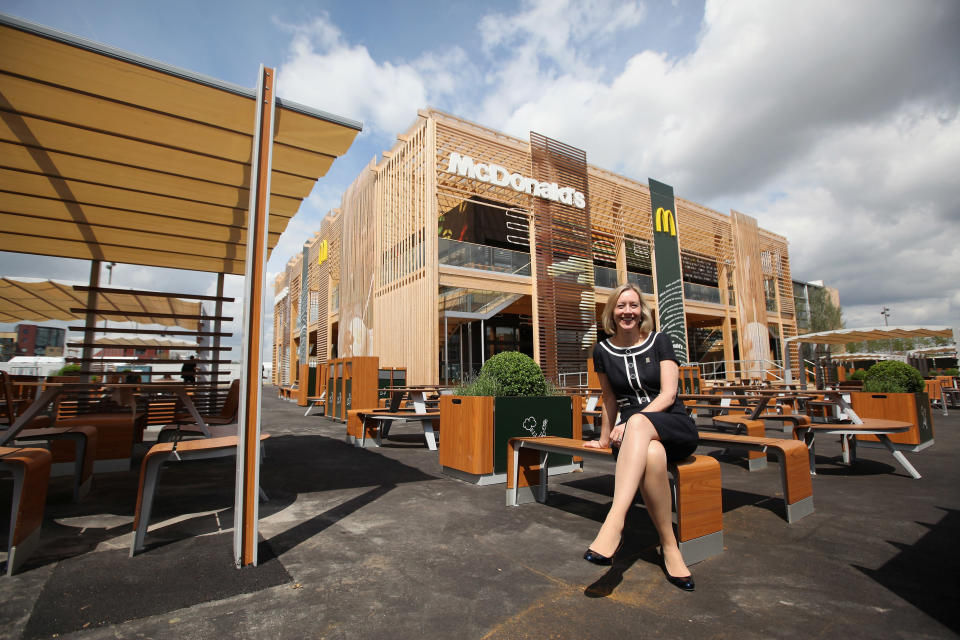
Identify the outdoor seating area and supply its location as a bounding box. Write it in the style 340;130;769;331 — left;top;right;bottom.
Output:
1;388;958;637
0;7;957;639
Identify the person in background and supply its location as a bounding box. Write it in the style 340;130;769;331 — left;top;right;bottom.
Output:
180;355;197;383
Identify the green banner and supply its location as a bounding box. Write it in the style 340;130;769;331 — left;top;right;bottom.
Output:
648;178;689;364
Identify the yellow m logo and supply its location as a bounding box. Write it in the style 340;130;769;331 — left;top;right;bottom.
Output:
317;239;329;265
655;207;676;236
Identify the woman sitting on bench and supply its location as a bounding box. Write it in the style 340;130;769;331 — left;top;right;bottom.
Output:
583;282;698;591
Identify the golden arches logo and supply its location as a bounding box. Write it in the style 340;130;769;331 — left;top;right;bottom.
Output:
317;239;329;265
655;207;676;236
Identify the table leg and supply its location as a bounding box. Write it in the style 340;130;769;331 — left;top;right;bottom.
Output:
538;451;549;503
174;388;210;437
510;444;520;507
421;420;437;451
877;434;921;479
797;428;817;475
0;387;62;446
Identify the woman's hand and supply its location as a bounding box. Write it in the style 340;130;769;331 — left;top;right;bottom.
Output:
583;423;624;449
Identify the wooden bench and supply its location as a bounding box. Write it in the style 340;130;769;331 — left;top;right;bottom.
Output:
15;425;97;502
758;411;812;435
0;446;51;575
707;415;768;470
130;434;269;556
695;432;814;523
506;436;723;565
52;412;147;472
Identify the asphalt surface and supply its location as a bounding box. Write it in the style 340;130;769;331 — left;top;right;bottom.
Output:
1;388;958;639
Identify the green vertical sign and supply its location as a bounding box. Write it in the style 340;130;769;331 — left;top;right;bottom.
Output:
648;178;689;364
298;245;309;364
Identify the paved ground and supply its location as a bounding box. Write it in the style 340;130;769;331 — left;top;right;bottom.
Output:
1;388;958;639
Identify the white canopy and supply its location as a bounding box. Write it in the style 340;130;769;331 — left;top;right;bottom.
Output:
785;326;957;345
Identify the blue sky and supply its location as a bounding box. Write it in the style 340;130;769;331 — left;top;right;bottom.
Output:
1;0;958;360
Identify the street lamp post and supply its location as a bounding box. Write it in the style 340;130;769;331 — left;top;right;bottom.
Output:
881;306;891;353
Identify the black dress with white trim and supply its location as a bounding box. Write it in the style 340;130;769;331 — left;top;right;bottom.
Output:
592;331;698;462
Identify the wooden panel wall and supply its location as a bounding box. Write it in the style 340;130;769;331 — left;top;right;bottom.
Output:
338;161;378;357
731;210;771;376
530;132;592;381
372;115;438;384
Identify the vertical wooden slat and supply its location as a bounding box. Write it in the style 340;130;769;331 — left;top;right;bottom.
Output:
530;132;592;382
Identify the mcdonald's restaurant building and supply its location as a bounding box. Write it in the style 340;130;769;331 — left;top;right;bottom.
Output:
273;109;800;388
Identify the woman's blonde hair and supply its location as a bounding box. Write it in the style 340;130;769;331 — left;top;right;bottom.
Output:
601;282;653;335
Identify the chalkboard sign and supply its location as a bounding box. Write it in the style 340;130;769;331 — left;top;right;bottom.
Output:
681;251;718;286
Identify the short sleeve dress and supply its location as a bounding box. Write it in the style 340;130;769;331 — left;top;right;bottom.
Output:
592;331;698;462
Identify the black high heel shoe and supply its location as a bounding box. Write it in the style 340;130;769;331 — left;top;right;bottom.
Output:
583;538;623;566
660;554;695;591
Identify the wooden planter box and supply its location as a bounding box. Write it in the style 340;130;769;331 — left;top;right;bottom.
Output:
850;391;934;449
439;395;581;484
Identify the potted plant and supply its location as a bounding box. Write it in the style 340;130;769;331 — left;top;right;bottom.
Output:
850;361;933;449
438;351;581;485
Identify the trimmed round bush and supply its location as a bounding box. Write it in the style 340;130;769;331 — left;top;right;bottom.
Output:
863;361;925;393
478;351;547;397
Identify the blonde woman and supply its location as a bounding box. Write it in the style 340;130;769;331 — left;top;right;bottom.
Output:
583;282;698;591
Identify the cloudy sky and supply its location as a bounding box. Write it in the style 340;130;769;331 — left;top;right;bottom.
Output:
1;0;957;362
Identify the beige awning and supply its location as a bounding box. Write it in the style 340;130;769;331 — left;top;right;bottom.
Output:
0;277;204;329
0;15;361;275
786;326;955;345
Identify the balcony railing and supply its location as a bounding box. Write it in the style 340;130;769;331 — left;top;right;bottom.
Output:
683;282;724;305
438;238;531;276
627;272;653;293
594;265;618;289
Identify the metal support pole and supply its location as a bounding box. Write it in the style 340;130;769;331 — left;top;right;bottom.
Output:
481;318;485;366
82;261;100;381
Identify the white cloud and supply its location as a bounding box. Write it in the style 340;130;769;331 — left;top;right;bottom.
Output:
462;0;960;326
276;15;432;136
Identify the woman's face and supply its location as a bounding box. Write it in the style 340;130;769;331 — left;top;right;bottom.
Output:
613;288;642;333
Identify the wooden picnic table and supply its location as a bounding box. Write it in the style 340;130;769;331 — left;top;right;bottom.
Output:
0;382;211;445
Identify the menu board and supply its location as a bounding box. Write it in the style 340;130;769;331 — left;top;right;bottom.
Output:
681;251;718;286
625;237;652;274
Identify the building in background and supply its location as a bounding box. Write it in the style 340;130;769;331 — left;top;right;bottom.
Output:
0;331;15;361
274;110;802;387
15;324;66;357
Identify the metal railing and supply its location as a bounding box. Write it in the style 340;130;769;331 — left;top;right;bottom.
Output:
627;272;653;293
698;359;786;382
438;238;531;276
594;266;618;289
558;371;589;388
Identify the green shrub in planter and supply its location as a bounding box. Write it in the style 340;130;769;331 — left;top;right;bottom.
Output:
863;361;925;393
457;351;552;397
848;369;868;381
943;368;959;377
54;363;83;376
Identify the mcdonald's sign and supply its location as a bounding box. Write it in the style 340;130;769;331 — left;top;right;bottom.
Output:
648;179;689;364
317;239;329;266
655;207;676;236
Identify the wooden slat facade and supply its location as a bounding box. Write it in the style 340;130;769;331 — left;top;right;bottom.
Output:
273;109;800;385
